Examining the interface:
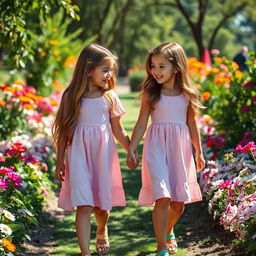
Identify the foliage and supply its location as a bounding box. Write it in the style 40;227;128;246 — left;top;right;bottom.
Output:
128;64;145;92
200;142;256;253
0;0;79;68
25;9;92;96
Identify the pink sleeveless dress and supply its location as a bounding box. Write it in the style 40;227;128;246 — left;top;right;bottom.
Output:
58;91;126;211
138;93;202;205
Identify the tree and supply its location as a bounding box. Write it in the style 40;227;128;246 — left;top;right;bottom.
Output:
0;0;79;67
151;0;255;59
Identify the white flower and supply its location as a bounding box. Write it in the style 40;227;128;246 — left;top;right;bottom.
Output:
0;224;12;236
3;210;15;222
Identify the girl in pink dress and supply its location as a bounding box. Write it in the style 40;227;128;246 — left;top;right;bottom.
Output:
52;44;137;256
127;42;205;256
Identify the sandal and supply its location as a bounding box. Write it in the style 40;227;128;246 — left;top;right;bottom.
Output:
166;234;178;254
156;249;169;256
96;231;109;255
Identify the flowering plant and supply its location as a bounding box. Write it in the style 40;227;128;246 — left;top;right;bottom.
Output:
200;141;256;252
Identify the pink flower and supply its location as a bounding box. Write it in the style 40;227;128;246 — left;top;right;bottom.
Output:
41;162;48;171
0;156;5;162
42;146;50;153
7;171;23;189
220;180;232;190
240;106;250;112
40;187;48;197
0;178;8;190
0;167;13;174
220;64;228;71
252;96;256;102
211;49;220;55
241;141;256;154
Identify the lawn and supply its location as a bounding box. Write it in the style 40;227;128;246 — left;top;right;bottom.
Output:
53;93;189;256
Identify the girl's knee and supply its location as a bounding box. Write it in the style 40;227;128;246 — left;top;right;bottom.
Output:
77;205;93;215
155;197;171;207
94;207;109;216
171;202;184;213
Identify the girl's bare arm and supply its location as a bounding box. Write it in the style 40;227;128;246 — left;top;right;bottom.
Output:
186;106;205;172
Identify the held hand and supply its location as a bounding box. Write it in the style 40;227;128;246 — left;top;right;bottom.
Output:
126;149;138;169
196;152;205;172
56;161;65;181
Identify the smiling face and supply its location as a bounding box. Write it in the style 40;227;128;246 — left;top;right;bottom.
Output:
150;54;176;86
90;57;115;90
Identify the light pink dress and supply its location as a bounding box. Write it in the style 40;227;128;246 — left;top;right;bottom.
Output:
138;93;202;206
58;90;126;211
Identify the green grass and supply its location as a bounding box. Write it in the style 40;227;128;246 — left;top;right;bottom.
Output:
53;93;189;256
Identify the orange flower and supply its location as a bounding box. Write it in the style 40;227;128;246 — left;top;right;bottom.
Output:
64;56;77;68
50;98;58;106
40;51;46;57
24;104;35;110
224;83;230;89
1;238;16;252
201;91;211;101
18;96;31;103
13;80;24;85
0;100;6;106
25;93;43;102
5;87;16;93
231;61;239;70
210;67;220;74
49;40;58;45
215;57;226;62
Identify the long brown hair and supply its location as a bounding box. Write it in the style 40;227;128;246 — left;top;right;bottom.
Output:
141;42;204;117
52;44;118;148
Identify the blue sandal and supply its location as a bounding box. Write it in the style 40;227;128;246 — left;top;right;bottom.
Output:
166;234;178;254
156;249;169;256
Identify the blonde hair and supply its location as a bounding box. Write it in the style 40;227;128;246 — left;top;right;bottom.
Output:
141;42;204;117
52;44;118;148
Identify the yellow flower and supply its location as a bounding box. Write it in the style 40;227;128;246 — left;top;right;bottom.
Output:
53;28;58;32
235;70;243;79
40;51;46;57
49;40;58;45
53;50;59;56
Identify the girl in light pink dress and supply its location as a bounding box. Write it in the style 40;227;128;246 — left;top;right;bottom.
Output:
52;44;137;256
127;42;205;256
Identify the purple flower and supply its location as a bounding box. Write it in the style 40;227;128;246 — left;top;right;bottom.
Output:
243;81;256;88
241;106;250;112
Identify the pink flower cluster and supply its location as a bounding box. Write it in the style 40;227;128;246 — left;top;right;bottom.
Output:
0;167;23;190
236;141;256;156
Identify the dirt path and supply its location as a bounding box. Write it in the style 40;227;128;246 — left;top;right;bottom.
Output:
180;201;250;256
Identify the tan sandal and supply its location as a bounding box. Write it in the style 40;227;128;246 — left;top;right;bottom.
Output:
96;231;109;255
166;234;178;254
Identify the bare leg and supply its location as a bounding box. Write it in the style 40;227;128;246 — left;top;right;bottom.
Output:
75;205;93;256
152;198;170;254
167;201;184;235
166;201;184;253
94;207;110;254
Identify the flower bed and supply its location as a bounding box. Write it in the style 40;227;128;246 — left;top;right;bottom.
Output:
200;142;256;252
0;81;60;255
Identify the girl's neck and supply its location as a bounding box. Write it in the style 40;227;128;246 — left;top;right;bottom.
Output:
84;85;103;98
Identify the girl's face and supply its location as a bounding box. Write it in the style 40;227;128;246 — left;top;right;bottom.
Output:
90;57;115;89
150;54;176;86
